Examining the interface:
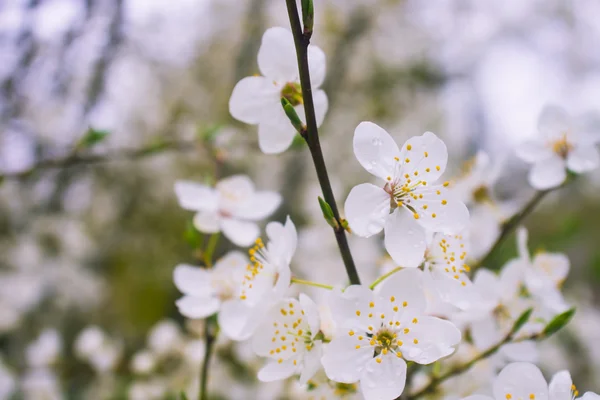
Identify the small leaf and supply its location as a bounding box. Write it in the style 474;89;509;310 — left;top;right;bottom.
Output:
78;127;110;149
542;308;575;338
180;391;189;400
318;196;338;230
281;98;305;134
510;308;533;335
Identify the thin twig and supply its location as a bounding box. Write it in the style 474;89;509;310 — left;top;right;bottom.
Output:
475;190;550;268
291;277;334;290
0;139;200;181
199;318;218;400
284;0;361;285
405;332;541;399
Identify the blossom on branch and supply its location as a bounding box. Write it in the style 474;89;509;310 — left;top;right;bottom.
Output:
345;122;469;267
322;268;460;400
229;27;328;154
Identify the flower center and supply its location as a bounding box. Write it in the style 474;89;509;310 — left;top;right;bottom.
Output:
239;238;277;301
373;329;397;354
472;185;491;203
333;383;358;396
551;134;573;158
281;82;303;106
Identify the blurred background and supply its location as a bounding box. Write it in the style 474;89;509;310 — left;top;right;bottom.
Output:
1;0;600;398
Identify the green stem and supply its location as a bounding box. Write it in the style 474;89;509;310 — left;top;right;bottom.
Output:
203;233;220;267
405;332;541;399
369;267;401;290
284;0;360;285
199;318;218;400
476;190;549;268
291;277;334;290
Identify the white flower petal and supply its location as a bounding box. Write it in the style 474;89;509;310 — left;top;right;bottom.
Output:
360;356;407;400
427;269;481;311
517;227;530;260
229;76;280;125
266;216;298;266
299;341;322;385
219;300;261;341
548;371;573;400
566;145;600;173
327;285;374;333
384;209;427;268
529;156;566;190
471;317;501;350
400;316;461;364
399;131;448;182
538;105;572;140
213;251;249;274
272;264;291;300
580;393;600;400
377;268;426;314
299;293;320;336
532;253;569;284
516;140;554;163
308;45;326;88
353;121;401;180
220;218;260;247
257;359;297;382
257;108;297;154
258;27;298;82
173;264;213;296
313;89;329;127
493;363;549;400
175;295;220;319
500;259;525;302
193;211;221;233
322;335;373;383
414;191;469;234
216;175;255;212
174;181;218;212
233;191;282;221
345;183;390;237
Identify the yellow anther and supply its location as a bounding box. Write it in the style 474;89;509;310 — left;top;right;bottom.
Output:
424;151;429;157
441;199;447;205
402;301;408;307
432;213;437;218
390;296;396;302
412;318;418;324
506;394;512;400
405;158;410;163
376;358;382;364
403;328;410;334
349;330;355;336
413;338;419;344
436;166;440;171
413;213;420;219
369;302;375;308
356;310;361;316
407;144;412;150
443;181;449;187
355;345;361;349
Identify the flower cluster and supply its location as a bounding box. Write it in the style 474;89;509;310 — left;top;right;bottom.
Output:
168;20;600;400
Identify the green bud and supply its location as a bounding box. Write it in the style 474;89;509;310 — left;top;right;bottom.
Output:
281;97;305;134
301;0;314;36
77;127;110;149
542;308;575;338
318;196;338;230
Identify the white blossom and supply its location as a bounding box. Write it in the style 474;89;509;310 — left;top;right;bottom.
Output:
252;294;322;384
345;122;469;267
174;175;281;247
516;105;600;190
174;251;248;319
229;27;328;154
322;269;460;400
219;216;297;341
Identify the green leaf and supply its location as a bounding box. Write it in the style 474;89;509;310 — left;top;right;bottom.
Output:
542;308;576;338
180;391;189;400
301;0;314;35
281;98;305;134
510;308;533;335
78;127;110;149
318;196;338;229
